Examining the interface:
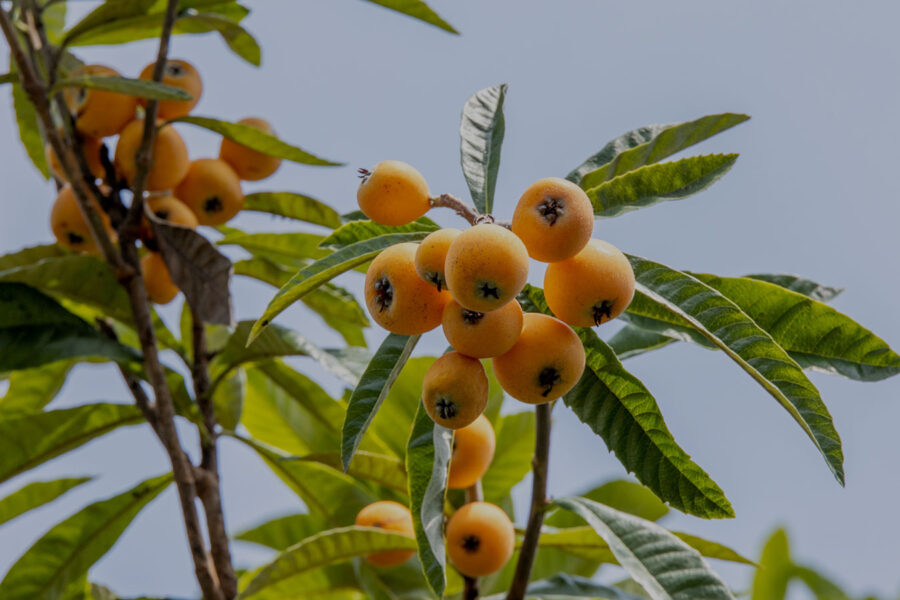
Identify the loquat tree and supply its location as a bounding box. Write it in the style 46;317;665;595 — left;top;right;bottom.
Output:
0;1;897;600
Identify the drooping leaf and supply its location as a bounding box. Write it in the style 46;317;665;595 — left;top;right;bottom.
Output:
744;273;843;302
152;218;233;326
0;477;91;528
545;479;670;528
236;513;330;552
670;532;756;566
173;116;341;166
459;83;507;214
320;217;439;250
584;154;737;218
406;402;452;597
627;255;845;484
243;192;342;228
10;62;49;179
361;0;458;34
218;231;329;262
0;474;172;600
342;334;420;470
180;13;261;66
607;326;676;360
239;526;417;599
482;411;535;504
52;75;192;100
0;282;138;371
62;0;157;45
693;273;900;381
0;360;74;414
0;403;142;484
555;497;735;600
249;232;431;343
568;113;749;188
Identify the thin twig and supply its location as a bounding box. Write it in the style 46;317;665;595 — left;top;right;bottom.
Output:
463;482;484;600
95;318;159;433
506;402;552;600
429;194;511;229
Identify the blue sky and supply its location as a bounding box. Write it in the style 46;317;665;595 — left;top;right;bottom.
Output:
2;1;899;597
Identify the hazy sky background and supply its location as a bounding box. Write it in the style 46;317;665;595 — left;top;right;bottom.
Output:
2;1;899;598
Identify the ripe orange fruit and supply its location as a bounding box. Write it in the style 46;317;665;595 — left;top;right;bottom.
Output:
50;185;115;255
46;137;105;183
512;177;594;262
492;312;585;404
415;228;461;291
218;117;283;181
174;158;243;225
422;352;489;429
544;239;635;326
141;195;199;242
448;414;496;489
139;59;203;120
354;500;416;567
64;65;138;138
357;160;430;226
115;119;189;191
441;299;523;359
141;252;178;304
444;224;529;313
446;502;514;577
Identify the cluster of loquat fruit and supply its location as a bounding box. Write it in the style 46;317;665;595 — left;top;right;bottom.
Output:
47;60;282;304
352;161;637;577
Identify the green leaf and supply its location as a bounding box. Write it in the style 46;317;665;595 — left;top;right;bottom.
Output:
555;497;735;600
459;83;508;214
0;477;91;528
10;62;49;179
236;513;330;552
406;402;452;597
0;473;172;600
792;566;852;600
0;245;67;271
239;526;417;599
62;0;157;45
243;192;342;228
0;403;142;484
693;273;900;381
627;255;845;484
320;217;439;250
584;154;737;218
52;75;192;100
180;13;261;66
607;326;676;360
367;356;435;459
172;116;341;166
0;283;138;371
213;367;245;430
213;320;359;388
249;232;431;344
482;411;535;504
218;231;329;262
0;72;16;85
361;0;458;34
568;113;749;188
751;529;792;600
670;532;756;566
744;274;843;302
342;334;420;470
293;451;408;495
482;573;647;599
546;479;670;528
300;283;369;348
0;360;74;414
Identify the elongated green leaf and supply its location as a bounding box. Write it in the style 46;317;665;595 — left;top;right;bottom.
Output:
320;217;439;250
482;411;535;504
569;113;749;188
0;474;171;600
361;0;458;33
670;532;755;566
342;334;419;470
173;116;340;165
745;274;843;302
249;232;431;343
181;13;260;66
693;273;900;381
256;360;348;437
792;566;851;600
219;231;329;262
585;154;737;218
482;573;647;600
236;513;330;552
243;192;341;228
0;403;142;484
233;256;294;288
367;356;435;459
459;83;507;214
300;283;369;348
294;451;408;494
607;326;676;360
0;478;91;527
213;367;245;430
0;360;74;414
0;245;67;271
546;479;670;528
555;497;734;600
751;529;792;600
213;321;358;388
628;255;844;484
52;75;191;100
10;63;49;179
62;0;156;45
239;526;417;599
406;402;452;597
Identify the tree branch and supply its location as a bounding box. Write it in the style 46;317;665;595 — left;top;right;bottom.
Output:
464;482;483;600
506;402;552;600
430;193;511;229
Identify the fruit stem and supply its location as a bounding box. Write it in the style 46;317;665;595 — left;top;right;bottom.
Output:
464;482;483;600
506;402;552;600
430;193;511;229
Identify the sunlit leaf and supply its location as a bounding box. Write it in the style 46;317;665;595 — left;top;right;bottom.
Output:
236;513;329;552
361;0;458;34
0;360;74;414
243;192;341;228
319;218;439;250
0;477;91;528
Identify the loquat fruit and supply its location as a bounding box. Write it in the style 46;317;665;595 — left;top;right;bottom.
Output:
46;137;105;183
115;119;189;191
357;160;430;226
414;228;461;291
141;252;178;305
512;177;594;263
444;223;529;313
141;195;199;242
447;414;496;490
441;299;523;359
364;243;449;335
446;501;514;577
218;117;282;181
50;185;115;255
139;59;203;120
354;500;416;567
423;352;489;430
174;158;244;226
492;312;585;404
64;65;138;138
544;239;635;327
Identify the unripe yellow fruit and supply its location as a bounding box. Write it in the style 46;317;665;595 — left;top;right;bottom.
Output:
357;160;430;226
422;352;489;429
512;177;594;262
